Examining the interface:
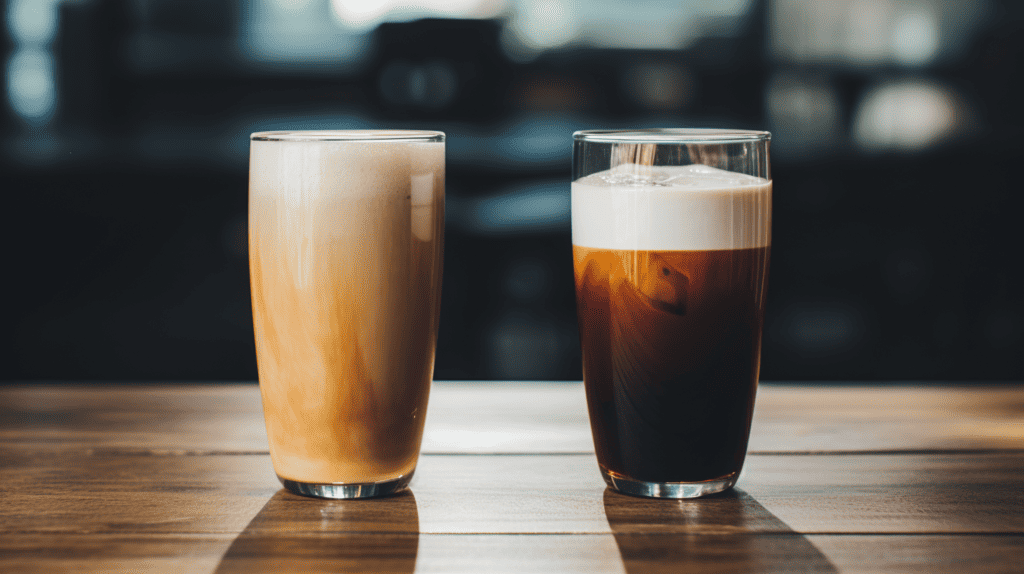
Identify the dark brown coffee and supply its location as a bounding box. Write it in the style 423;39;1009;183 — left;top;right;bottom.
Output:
573;245;770;484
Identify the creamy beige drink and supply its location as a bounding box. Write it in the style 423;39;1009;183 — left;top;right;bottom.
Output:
248;131;444;497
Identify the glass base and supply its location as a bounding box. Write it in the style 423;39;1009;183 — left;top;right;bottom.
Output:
602;468;738;499
278;472;413;499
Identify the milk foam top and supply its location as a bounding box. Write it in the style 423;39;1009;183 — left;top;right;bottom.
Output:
250;137;444;202
250;138;444;241
572;164;771;251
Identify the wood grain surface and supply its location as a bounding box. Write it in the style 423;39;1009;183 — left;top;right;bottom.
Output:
1;450;1021;536
0;382;1021;573
1;383;1021;453
3;533;1022;574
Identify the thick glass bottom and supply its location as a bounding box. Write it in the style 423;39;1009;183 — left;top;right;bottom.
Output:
278;472;413;499
602;468;738;499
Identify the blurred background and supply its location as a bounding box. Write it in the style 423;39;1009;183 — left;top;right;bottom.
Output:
0;0;1021;382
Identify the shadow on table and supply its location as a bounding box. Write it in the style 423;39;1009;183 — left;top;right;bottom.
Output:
214;489;419;573
604;489;837;573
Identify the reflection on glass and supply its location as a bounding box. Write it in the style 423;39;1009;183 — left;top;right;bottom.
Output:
215;490;419;573
603;489;838;573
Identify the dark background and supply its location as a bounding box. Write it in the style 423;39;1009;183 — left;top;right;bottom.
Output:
1;0;1021;382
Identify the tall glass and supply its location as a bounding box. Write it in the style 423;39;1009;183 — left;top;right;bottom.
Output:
249;130;444;499
572;129;771;498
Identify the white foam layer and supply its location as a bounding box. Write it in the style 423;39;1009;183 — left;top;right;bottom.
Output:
250;140;444;202
571;164;771;251
250;140;444;242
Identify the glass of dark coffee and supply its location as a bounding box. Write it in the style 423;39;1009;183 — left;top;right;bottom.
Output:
572;129;771;498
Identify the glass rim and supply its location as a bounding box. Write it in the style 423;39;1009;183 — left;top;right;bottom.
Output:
250;130;445;142
573;128;770;144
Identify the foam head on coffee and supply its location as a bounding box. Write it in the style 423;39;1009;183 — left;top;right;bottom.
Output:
250;139;442;244
572;164;771;251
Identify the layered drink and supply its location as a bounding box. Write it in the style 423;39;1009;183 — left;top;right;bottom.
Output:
572;150;771;497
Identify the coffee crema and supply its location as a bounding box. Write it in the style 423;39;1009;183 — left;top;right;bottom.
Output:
249;139;444;485
572;165;771;484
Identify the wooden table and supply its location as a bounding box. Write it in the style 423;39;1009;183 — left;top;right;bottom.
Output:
1;382;1022;573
